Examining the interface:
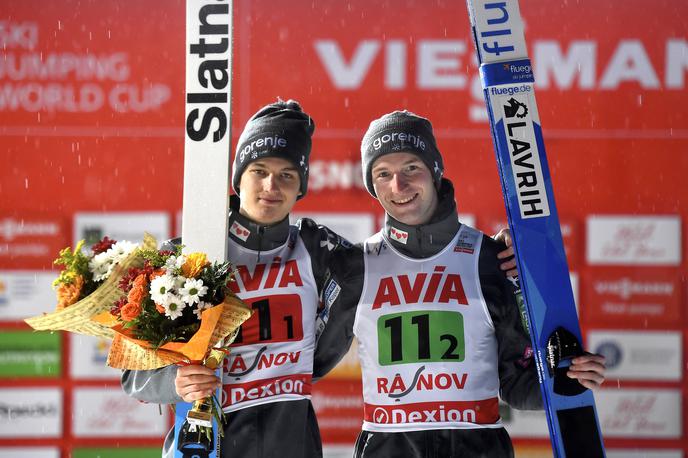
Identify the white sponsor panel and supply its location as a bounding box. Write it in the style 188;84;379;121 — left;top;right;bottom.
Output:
0;448;60;458
292;213;374;244
588;330;681;381
597;388;681;438
607;450;683;458
73;212;170;247
501;405;549;438
586;216;681;265
322;446;356;458
0;270;57;320
72;387;169;437
70;334;120;379
0;388;62;438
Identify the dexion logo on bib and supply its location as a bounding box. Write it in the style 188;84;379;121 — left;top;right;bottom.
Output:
365;398;499;425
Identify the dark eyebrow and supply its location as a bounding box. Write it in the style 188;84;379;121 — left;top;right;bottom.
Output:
249;162;298;172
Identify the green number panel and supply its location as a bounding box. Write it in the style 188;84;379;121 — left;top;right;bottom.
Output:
377;311;465;365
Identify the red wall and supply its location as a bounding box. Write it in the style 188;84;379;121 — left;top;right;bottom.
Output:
1;1;686;456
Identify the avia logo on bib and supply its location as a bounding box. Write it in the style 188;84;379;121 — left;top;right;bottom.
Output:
372;266;468;309
229;258;303;293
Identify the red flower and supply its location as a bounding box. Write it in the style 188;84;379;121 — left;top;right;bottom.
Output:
91;236;117;255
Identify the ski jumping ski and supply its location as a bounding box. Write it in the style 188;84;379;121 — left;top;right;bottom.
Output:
465;1;606;456
176;0;234;457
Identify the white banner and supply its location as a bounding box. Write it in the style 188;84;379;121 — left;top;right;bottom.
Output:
586;215;681;265
0;270;56;320
0;388;62;438
597;388;682;438
588;330;682;381
73;212;170;246
0;448;59;458
72;387;169;437
70;334;121;379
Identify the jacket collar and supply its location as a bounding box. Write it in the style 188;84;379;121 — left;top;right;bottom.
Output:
383;178;460;258
228;195;291;251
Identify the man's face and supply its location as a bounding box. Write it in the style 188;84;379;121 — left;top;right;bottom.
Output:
371;152;438;226
238;157;301;225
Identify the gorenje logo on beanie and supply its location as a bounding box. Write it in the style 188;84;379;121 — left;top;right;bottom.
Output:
238;135;288;163
372;132;426;152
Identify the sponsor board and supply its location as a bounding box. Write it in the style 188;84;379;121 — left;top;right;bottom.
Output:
312;379;363;444
69;334;120;379
586;216;681;265
0;330;61;377
0;216;67;270
588;330;681;381
0;270;57;320
596;388;682;438
291;212;374;244
73;212;170;247
500;403;549;438
0;448;59;458
0;388;62;438
585;267;681;325
606;451;683;458
72;448;162;458
72;387;169;437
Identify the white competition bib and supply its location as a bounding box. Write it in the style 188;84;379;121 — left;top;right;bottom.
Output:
221;229;318;412
354;225;502;432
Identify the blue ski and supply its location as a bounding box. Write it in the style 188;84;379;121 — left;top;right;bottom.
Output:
465;1;605;456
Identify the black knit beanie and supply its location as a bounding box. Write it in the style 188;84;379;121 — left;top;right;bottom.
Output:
360;110;444;197
232;99;315;200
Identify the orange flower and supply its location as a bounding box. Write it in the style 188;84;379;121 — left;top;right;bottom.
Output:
181;253;210;278
155;302;166;314
127;274;147;307
120;301;142;321
149;268;166;282
56;275;84;311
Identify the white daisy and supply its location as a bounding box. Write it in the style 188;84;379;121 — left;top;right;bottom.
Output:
88;241;138;282
163;294;186;320
180;278;208;305
88;253;111;282
150;275;176;304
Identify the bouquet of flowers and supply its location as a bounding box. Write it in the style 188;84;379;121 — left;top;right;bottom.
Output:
26;233;252;437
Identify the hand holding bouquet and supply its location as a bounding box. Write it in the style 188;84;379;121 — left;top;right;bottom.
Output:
26;234;252;437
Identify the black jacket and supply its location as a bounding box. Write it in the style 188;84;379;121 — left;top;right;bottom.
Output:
314;179;541;458
121;196;364;458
